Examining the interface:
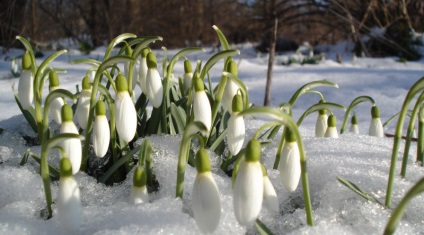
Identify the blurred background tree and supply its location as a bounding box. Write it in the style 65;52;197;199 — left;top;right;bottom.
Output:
0;0;423;58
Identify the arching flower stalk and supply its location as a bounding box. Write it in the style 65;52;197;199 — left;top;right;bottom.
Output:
349;114;359;134
75;75;91;129
57;157;81;232
48;71;65;125
146;52;163;108
92;100;110;158
114;74;137;143
123;44;138;91
129;165;149;204
60;104;82;175
223;60;239;113
191;148;221;234
279;127;301;192
138;48;150;94
183;59;193;94
369;105;384;137
18;51;33;110
227;93;245;155
315;108;328;137
233;139;264;226
261;164;279;212
324;114;339;138
193;72;212;135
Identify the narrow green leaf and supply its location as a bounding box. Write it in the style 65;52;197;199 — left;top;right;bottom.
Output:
170;103;186;133
200;50;240;81
255;218;275;235
209;129;227;152
14;93;38;134
104;33;137;60
71;58;101;67
19;149;31;166
337;177;384;206
29;153;60;179
132;36;163;58
212;25;230;51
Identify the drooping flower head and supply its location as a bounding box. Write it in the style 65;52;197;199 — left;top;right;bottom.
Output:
324;114;338;138
315;107;328;137
92;100;110;158
129;165;149;204
60;104;81;175
183;59;193;94
233;139;264;226
279;127;301;192
369;105;384;137
223;60;239;113
192;148;221;234
49;70;65;124
75;75;91;129
18;51;33;110
146;52;163;108
349;114;359;134
138;48;150;94
58;157;81;232
261;164;279;212
193;72;212;134
227;93;245;155
114;74;137;143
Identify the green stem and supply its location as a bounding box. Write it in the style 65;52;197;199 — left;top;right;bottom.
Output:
340;96;375;134
385;76;424;208
383;177;424;235
417;106;424;164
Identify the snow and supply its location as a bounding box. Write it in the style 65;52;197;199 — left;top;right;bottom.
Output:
0;43;424;234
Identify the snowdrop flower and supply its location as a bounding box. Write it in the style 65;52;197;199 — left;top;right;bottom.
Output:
369;106;384;137
324;114;338;138
58;157;81;232
315;108;328;137
75;76;91;129
11;57;19;77
60;104;81;175
279;128;301;192
92;100;110;158
193;73;212;134
49;71;64;124
261;164;279;212
192;148;221;234
233;139;263;226
227;93;245;155
223;60;239;113
349;114;359;134
138;48;149;94
146;52;163;108
183;59;193;94
129;165;149;204
18;52;33;110
114;74;137;142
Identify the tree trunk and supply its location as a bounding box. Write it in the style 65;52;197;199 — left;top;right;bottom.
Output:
263;15;278;106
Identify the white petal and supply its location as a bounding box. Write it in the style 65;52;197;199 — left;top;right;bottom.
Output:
192;172;221;234
58;177;81;232
193;91;212;133
60;122;82;175
349;124;359;134
138;57;148;94
129;186;149;204
49;97;64;124
114;92;137;142
263;176;279;212
184;72;193;92
279;141;301;192
324;127;339;138
75;90;91;129
315;114;328;137
146;68;163;108
18;70;34;110
223;79;239;113
233;160;263;226
369;118;384;137
227;114;245;155
93;116;110;158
